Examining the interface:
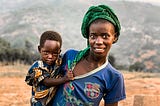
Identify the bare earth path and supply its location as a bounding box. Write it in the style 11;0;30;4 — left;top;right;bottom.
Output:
0;64;160;106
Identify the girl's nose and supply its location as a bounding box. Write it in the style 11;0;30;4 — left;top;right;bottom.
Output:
95;36;103;44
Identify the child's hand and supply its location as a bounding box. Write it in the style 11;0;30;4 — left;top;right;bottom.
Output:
65;70;74;81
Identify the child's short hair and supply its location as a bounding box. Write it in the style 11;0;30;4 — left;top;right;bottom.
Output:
39;31;62;47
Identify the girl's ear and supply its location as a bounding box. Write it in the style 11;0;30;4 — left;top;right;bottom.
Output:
113;32;118;44
113;37;118;43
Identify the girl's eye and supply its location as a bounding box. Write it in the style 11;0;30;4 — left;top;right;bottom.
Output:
102;35;107;38
89;34;95;39
102;34;109;39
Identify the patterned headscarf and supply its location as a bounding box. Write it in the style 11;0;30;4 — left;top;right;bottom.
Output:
81;4;121;39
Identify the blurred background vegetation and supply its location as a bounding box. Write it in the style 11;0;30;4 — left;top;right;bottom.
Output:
0;37;40;65
0;0;160;73
0;37;149;73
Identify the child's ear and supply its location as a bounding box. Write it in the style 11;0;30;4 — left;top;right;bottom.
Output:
38;46;41;52
59;49;61;53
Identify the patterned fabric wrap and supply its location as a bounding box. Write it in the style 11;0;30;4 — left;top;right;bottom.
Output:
81;4;121;39
25;60;62;106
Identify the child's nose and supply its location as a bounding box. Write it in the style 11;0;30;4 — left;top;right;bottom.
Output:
48;54;53;58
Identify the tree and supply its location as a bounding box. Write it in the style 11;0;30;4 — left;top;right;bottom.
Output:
129;62;145;72
25;40;33;51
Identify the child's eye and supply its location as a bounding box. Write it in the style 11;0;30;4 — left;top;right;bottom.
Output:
42;51;49;55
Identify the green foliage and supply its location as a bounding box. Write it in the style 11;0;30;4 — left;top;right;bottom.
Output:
1;1;160;72
25;40;34;52
129;62;145;72
0;38;40;64
0;38;10;49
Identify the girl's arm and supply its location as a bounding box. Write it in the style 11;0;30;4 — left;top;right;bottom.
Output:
105;102;118;106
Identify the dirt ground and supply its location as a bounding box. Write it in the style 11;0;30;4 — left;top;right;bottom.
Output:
0;64;160;106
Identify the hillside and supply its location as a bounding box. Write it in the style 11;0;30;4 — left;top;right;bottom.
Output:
0;0;160;72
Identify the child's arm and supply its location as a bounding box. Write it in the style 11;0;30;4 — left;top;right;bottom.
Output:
42;71;74;87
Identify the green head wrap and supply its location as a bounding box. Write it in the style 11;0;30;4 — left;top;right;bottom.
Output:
81;4;121;39
69;5;121;69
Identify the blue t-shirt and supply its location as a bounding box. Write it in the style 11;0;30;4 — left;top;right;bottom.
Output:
52;49;126;106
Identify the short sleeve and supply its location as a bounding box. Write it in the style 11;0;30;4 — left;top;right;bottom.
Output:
60;49;79;75
25;67;35;86
103;73;126;104
25;61;50;86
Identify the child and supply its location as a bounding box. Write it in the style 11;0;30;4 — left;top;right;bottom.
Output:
25;30;74;106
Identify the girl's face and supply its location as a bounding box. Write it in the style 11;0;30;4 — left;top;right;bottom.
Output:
38;40;61;65
89;21;117;59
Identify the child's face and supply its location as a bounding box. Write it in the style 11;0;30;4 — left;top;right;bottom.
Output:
39;40;61;65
